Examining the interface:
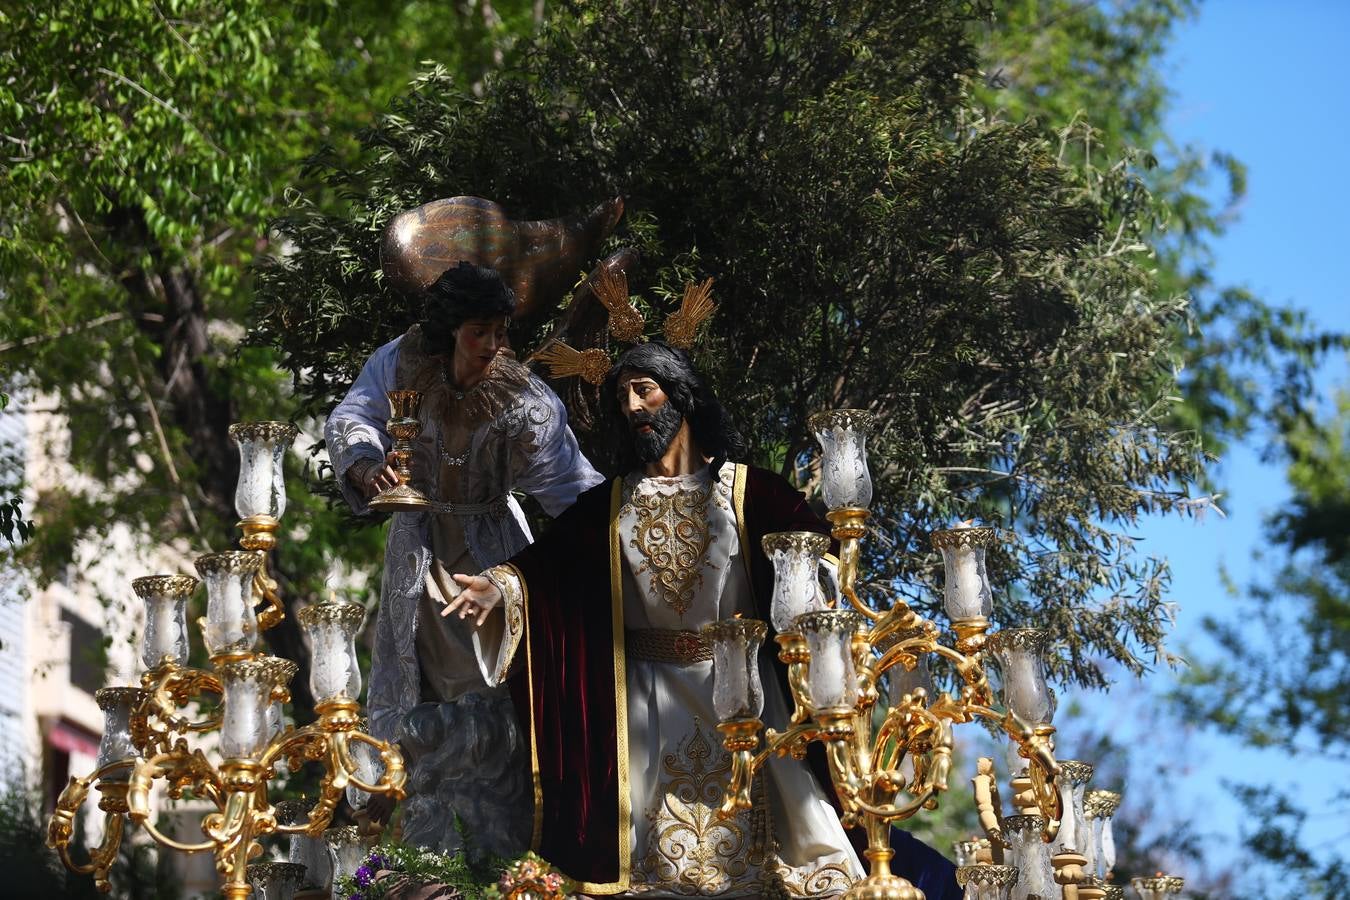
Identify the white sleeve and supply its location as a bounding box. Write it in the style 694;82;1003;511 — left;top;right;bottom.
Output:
507;379;603;517
324;337;401;515
470;564;528;687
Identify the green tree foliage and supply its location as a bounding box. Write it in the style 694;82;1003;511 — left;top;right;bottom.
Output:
252;0;1213;689
977;1;1341;461
0;390;33;546
980;4;1347;888
0;2;539;703
1174;385;1350;895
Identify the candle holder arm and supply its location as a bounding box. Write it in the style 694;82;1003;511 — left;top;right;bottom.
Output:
135;665;224;755
46;760;136;891
774;632;815;724
826;508;882;622
252;557;285;631
127;752;224;853
713;718;763;818
333;730;408;798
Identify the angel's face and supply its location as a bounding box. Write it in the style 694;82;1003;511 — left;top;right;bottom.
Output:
452;316;510;377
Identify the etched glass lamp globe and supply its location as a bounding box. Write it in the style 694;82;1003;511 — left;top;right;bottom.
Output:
702;618;767;721
195;551;263;659
807;409;876;511
762;531;831;632
987;628;1056;729
132;574;197;670
229;421;299;522
93;687;148;782
298;600;366;703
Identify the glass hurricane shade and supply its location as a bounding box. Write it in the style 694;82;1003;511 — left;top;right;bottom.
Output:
887;654;932;707
1002;815;1051;900
988;629;1056;728
1131;877;1184;900
132;574;197;669
229;421;298;520
808;410;876;511
325;826;375;898
702;618;767;720
955;864;1017;900
763;531;831;632
247;862;307;900
1004;739;1029;779
931;526;996;621
277;799;331;890
1048;760;1094;856
195;551;262;657
1085;789;1122;881
344;733;385;812
298;602;365;702
94;687;146;781
884;627;932;707
795;609;862;710
217;657;296;758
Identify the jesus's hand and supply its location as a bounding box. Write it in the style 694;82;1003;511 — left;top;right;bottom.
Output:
441;573;503;627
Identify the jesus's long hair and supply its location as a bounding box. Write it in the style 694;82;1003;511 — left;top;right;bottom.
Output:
601;342;748;475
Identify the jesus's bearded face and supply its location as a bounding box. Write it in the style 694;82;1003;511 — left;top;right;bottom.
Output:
616;372;684;464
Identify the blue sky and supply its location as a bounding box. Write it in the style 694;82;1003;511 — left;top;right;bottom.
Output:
1051;0;1350;881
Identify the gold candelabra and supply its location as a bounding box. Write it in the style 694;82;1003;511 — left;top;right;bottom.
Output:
704;410;1065;900
46;421;406;899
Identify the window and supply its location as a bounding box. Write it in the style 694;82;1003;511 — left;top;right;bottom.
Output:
59;608;104;695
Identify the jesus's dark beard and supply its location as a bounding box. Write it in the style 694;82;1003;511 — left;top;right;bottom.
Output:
631;402;684;464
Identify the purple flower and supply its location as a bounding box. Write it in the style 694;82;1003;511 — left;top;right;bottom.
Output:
349;894;365;900
368;852;390;870
355;865;374;887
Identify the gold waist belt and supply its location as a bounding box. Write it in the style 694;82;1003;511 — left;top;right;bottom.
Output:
626;628;712;665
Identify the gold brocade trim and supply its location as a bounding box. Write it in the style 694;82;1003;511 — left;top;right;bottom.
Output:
484;564;527;689
628;478;715;618
778;862;856;897
521;567;543;855
630;720;855;897
576;477;633;895
731;464;752;588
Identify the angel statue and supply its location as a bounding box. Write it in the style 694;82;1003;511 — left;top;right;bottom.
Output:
325;195;623;857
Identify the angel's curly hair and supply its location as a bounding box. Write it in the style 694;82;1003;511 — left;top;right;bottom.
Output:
421;261;516;349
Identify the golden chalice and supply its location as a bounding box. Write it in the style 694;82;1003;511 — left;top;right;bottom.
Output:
368;389;433;512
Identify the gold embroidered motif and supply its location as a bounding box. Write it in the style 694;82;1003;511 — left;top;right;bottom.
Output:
632;721;855;897
778;862;855;897
628;481;714;617
633;722;762;894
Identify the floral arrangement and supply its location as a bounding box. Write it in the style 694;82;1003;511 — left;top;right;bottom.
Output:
336;843;570;900
490;853;569;899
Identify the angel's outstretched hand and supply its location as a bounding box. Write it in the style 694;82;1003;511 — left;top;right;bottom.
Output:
441;573;503;627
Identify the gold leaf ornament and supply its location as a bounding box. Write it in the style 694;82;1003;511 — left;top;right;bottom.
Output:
593;265;646;343
663;277;716;349
534;341;613;386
